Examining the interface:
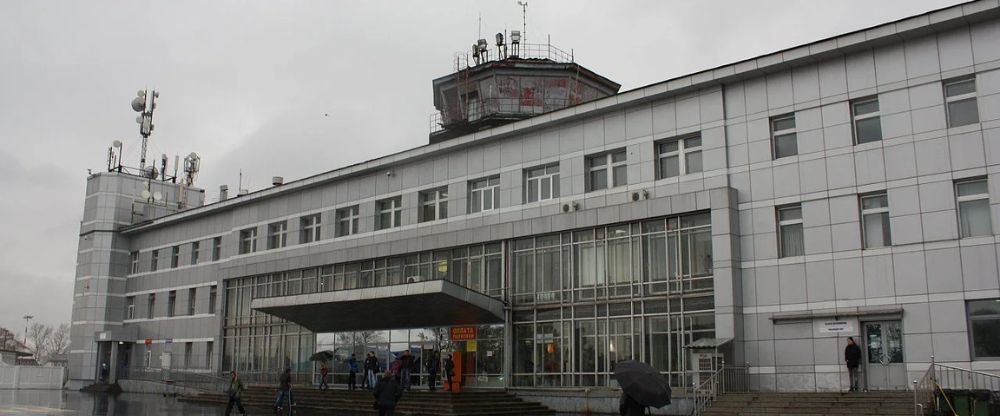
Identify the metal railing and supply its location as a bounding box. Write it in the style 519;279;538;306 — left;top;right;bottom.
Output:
691;362;750;416
127;367;229;394
913;355;1000;415
453;42;575;73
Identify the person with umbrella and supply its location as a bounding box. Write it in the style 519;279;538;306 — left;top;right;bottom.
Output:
614;360;671;415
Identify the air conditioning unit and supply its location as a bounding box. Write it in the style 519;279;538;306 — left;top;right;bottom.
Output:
561;201;580;213
406;276;422;283
631;189;650;201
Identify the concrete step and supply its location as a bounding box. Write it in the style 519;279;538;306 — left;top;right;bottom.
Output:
702;391;915;416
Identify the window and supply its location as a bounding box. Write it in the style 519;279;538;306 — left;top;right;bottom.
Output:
184;342;193;368
167;290;176;317
191;242;200;265
188;288;197;315
469;176;500;213
335;206;360;237
525;164;560;203
267;221;287;250
150;250;159;271
208;285;217;314
130;251;139;274
861;193;891;248
957;178;992;238
852;97;882;144
771;114;797;158
587;149;627;191
777;204;804;257
212;237;222;261
147;293;155;319
171;246;180;268
419;187;449;222
126;296;135;320
300;214;321;244
944;77;979;128
239;228;257;254
376;197;402;230
968;299;1000;359
657;135;702;179
206;341;214;369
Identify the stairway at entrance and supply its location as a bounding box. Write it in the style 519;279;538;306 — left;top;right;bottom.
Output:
181;386;556;415
702;391;913;415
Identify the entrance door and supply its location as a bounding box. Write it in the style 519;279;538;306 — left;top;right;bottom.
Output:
862;320;906;390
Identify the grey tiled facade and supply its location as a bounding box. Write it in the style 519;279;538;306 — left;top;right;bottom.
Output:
70;0;1000;392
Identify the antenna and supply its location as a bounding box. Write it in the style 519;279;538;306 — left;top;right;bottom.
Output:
517;1;527;44
131;89;159;170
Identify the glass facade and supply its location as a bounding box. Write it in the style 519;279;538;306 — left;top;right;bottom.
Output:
221;212;714;388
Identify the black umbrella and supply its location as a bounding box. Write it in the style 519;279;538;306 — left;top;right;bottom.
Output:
613;360;672;408
309;350;334;362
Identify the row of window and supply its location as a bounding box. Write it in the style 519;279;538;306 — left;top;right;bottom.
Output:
776;178;991;257
125;285;217;320
133;237;222;274
770;76;980;159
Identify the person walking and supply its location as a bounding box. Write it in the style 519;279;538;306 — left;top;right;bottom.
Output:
443;353;454;392
347;353;359;391
224;371;247;416
274;368;293;414
374;370;404;416
399;350;414;390
845;336;863;392
365;351;379;390
425;350;440;391
318;361;330;390
618;391;646;416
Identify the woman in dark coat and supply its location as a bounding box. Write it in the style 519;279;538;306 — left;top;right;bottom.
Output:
619;392;646;416
374;370;404;416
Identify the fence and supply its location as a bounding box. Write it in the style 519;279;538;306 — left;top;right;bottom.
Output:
127;367;228;393
691;363;750;416
913;356;1000;415
0;365;65;389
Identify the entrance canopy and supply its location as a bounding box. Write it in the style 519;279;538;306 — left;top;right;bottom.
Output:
251;280;506;332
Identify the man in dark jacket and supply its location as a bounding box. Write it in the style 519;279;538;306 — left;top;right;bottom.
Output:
347;353;359;390
399;350;414;391
274;368;294;412
374;370;404;416
619;392;646;416
845;336;863;391
425;350;440;391
443;353;455;391
224;371;247;416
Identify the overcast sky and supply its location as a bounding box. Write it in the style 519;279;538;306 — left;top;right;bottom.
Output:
0;0;964;334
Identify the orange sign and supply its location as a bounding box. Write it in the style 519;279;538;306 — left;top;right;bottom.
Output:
144;338;152;345
450;326;477;341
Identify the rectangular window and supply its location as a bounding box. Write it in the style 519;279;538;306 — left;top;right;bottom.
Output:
335;206;360;237
147;293;155;319
957;178;992;238
469;176;500;213
419;187;449;222
944;76;979;128
300;214;321;244
267;221;287;249
657;135;702;179
239;228;257;254
184;342;193;368
525;164;560;203
167;290;176;317
206;341;214;369
209;285;217;314
777;204;804;257
150;250;159;271
852;97;882;144
771;114;798;158
861;193;891;248
212;237;222;261
170;246;180;268
188;288;197;315
191;242;200;265
968;299;1000;359
130;251;139;274
586;149;627;191
126;296;135;320
376;197;403;230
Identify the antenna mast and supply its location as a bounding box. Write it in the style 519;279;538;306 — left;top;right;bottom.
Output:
518;1;528;44
130;89;159;170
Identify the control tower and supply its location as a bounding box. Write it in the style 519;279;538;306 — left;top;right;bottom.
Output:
429;32;621;143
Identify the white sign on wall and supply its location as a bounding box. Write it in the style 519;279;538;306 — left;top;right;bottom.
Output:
819;320;855;333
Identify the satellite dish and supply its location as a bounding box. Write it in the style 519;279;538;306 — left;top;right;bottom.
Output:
112;140;122;148
153;191;163;201
141;190;151;200
131;96;146;112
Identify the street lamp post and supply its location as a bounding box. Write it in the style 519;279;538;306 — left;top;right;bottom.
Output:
22;315;33;348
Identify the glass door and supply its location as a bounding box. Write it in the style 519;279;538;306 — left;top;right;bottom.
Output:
862;320;906;390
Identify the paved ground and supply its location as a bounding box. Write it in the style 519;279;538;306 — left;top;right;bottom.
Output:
0;390;221;415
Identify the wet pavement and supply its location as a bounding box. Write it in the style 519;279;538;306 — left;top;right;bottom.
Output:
0;390;223;415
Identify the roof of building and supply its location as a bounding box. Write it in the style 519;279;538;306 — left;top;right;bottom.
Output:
122;0;996;234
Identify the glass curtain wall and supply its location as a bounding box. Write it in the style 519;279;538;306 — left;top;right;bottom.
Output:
510;212;715;387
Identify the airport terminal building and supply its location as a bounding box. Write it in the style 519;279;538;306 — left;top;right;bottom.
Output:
71;0;1000;394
